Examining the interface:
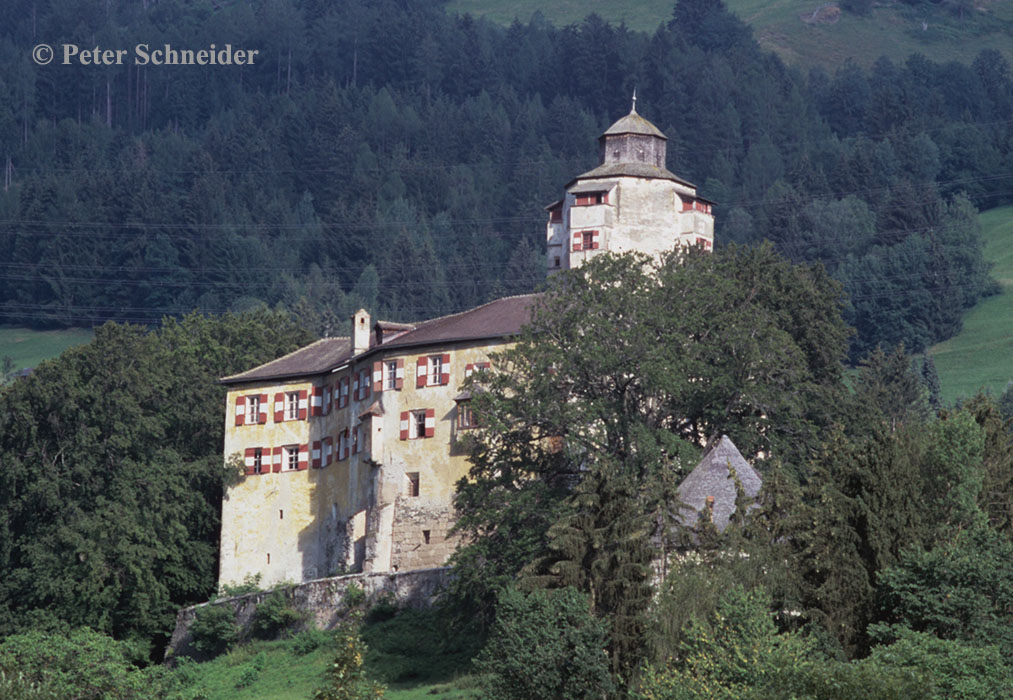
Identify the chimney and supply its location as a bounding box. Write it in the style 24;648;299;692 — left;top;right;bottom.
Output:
351;309;370;355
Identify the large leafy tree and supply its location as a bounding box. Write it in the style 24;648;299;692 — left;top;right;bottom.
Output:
0;310;312;655
451;246;852;678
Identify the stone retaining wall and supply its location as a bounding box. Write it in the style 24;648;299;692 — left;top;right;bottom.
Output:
166;567;448;661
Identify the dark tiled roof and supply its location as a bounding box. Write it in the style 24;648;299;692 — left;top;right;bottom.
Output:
677;435;762;532
602;110;667;140
220;337;351;385
221;294;538;385
380;294;537;350
568;180;618;195
572;162;695;188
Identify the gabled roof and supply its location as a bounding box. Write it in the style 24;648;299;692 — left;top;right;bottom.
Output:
220;337;351;385
677;435;762;532
220;294;538;386
379;294;537;350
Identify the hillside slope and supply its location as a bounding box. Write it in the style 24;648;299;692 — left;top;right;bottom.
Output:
445;0;1013;68
928;206;1013;404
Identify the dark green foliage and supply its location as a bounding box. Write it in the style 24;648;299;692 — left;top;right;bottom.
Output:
290;628;334;656
251;592;305;640
920;356;942;412
874;525;1013;656
474;587;613;700
188;605;238;659
0;628;174;699
361;608;482;686
0;311;312;654
867;630;1013;700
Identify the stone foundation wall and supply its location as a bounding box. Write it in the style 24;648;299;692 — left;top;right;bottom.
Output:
389;497;461;571
166;567;448;661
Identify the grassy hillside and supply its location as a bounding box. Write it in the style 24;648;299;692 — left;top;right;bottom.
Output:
928;206;1013;405
0;327;93;378
446;0;1013;69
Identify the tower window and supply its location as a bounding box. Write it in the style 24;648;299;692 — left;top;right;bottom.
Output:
407;472;420;497
574;192;607;206
582;231;594;250
554;256;561;268
422;530;431;544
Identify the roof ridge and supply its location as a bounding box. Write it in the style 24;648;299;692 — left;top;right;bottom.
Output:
403;293;540;329
219;337;349;382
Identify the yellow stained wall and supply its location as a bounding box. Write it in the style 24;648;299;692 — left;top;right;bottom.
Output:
219;337;512;587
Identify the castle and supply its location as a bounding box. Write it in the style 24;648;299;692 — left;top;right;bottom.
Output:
218;103;716;587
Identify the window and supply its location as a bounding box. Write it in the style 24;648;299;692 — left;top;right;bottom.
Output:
286;392;299;421
248;396;261;424
457;402;476;430
358;369;371;400
414;411;426;439
407;472;420;497
286;445;299;471
252;448;263;474
400;409;434;439
417;355;450;388
582;231;594;250
572;230;599;252
554;256;561;268
574;191;607;206
386;361;398;390
422;529;431;544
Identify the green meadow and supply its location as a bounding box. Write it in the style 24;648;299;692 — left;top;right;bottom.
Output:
445;0;1013;69
928;206;1013;405
0;326;93;378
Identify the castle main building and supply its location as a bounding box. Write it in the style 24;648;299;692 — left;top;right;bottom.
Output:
218;104;713;587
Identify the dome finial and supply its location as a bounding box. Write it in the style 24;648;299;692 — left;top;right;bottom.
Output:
631;88;637;114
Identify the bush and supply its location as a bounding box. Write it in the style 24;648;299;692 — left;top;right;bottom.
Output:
291;628;333;656
251;592;305;640
474;587;613;700
188;605;238;658
312;622;385;700
343;583;366;609
366;592;399;622
218;573;262;599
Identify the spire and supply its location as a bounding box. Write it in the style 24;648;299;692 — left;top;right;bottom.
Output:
631;88;637;114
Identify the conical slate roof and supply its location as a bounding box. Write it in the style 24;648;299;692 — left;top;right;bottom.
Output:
602;109;667;140
677;435;762;532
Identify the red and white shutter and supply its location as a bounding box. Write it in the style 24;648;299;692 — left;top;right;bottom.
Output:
274;393;285;423
311;387;323;417
572;232;582;252
312;440;322;468
441;354;451;385
272;446;283;473
395;358;404;390
373;361;383;393
339;377;349;408
592;230;600;250
323;437;333;466
465;363;474;377
298;390;308;420
352;374;359;401
298;443;309;470
244;447;256;475
424;408;435;438
235;396;246;426
416;357;428;388
258;394;269;423
400;411;410;440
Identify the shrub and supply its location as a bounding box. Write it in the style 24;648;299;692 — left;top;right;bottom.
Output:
218;573;262;599
188;605;238;658
366;592;398;622
343;582;366;609
291;628;333;656
312;622;386;700
474;587;613;700
251;592;305;640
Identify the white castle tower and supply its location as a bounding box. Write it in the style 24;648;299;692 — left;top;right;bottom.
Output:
545;97;715;273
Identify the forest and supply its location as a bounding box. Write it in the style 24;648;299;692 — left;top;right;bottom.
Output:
0;0;1008;358
1;0;1013;698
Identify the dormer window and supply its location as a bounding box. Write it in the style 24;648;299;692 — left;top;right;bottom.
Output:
574;191;607;206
